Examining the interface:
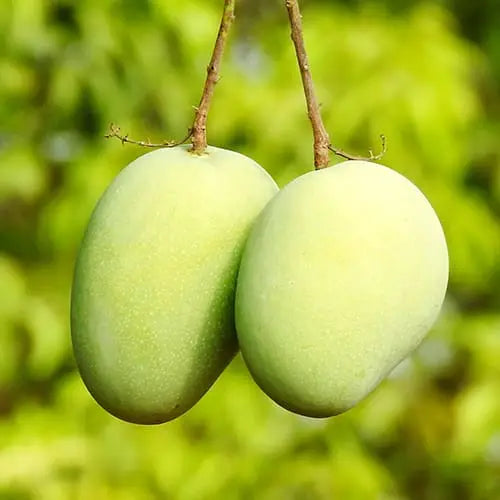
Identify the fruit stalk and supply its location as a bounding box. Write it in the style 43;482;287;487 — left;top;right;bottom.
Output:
191;0;236;154
285;0;331;169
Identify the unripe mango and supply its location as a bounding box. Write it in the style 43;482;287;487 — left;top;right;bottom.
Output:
71;145;278;424
235;160;448;418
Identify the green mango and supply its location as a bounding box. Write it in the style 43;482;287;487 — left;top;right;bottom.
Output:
71;145;278;424
235;160;449;418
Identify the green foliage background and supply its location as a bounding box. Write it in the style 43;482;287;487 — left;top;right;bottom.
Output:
1;0;499;498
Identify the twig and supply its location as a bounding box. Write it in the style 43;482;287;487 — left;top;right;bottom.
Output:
284;0;386;168
105;123;193;148
285;0;330;169
105;0;236;154
191;0;236;154
329;135;387;162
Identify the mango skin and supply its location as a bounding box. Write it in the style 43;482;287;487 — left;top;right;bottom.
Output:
235;160;449;418
71;145;278;424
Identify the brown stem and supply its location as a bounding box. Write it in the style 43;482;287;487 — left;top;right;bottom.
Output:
285;0;330;169
285;0;386;168
191;0;236;154
105;1;235;153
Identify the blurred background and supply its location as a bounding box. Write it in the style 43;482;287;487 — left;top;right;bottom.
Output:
1;0;499;498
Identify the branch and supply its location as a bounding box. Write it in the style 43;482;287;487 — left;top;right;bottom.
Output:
329;135;387;162
105;123;192;148
191;0;236;154
284;0;386;168
285;0;330;169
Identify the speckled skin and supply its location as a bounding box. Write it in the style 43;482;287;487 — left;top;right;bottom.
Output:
71;146;278;424
235;161;449;418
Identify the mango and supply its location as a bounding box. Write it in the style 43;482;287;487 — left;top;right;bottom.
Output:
235;160;448;418
71;145;278;424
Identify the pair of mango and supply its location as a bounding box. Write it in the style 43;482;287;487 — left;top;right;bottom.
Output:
71;145;448;424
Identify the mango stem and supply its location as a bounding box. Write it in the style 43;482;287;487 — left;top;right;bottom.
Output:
191;0;236;154
284;0;386;168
